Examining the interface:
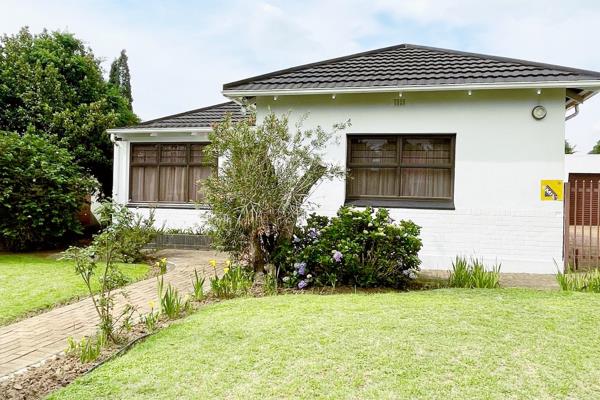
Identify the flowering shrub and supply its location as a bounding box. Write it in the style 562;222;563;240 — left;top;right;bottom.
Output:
276;207;422;289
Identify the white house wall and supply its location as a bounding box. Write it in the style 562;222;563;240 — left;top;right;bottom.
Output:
256;89;566;274
112;134;211;230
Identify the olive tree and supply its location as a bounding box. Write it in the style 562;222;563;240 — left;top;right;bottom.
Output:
203;112;349;272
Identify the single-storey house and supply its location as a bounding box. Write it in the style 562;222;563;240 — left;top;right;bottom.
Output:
108;44;600;274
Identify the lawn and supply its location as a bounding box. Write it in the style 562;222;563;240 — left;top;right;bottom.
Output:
0;253;150;325
50;289;600;400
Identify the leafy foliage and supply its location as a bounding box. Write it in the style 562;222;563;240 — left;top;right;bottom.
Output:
66;332;107;363
157;276;189;319
556;268;600;292
95;201;157;263
0;132;97;251
62;233;136;342
192;269;206;301
108;49;133;110
276;207;422;289
565;139;576;154
0;27;138;195
204;112;349;271
589;140;600;155
209;261;254;298
448;256;501;288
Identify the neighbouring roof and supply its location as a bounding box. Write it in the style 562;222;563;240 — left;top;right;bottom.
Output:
123;101;244;130
223;44;600;93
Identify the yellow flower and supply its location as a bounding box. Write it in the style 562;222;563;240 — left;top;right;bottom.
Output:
225;260;232;267
161;257;167;263
223;267;230;274
209;259;217;268
148;301;155;309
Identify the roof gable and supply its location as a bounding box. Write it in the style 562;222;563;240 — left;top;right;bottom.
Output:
223;44;600;92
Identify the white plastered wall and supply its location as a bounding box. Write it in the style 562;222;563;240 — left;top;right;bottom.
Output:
256;89;566;273
111;133;211;231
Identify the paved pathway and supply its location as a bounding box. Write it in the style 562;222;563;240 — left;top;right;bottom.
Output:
0;250;227;378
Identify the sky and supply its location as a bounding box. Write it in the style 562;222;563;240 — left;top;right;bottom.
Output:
2;0;600;152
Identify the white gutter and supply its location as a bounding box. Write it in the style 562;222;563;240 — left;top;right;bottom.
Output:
223;80;600;98
107;127;212;135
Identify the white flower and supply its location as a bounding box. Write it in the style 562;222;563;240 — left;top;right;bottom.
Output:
282;276;290;282
307;274;312;279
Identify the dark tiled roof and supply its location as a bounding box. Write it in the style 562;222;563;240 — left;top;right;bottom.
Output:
128;101;243;129
223;44;600;92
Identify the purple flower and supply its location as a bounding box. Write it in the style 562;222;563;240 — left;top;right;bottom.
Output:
333;250;343;263
294;262;306;275
308;228;318;239
292;235;300;244
298;280;308;289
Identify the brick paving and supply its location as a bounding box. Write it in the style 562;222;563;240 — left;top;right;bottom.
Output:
0;250;227;379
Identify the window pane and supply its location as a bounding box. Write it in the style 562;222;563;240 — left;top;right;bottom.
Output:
160;144;187;164
347;168;396;197
131;166;157;201
400;168;451;198
350;138;397;165
159;166;186;202
131;145;158;164
190;144;208;164
189;166;212;202
401;138;450;165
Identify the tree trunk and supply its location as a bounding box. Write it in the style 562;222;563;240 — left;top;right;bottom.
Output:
250;233;266;273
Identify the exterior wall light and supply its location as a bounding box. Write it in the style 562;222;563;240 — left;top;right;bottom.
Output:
532;105;547;120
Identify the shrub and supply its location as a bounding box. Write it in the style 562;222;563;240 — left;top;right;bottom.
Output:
66;332;107;363
62;231;136;342
0;132;97;251
204;112;349;272
448;256;501;288
556;268;600;292
95;200;157;263
276;206;422;289
157;277;190;319
192;269;206;301
209;260;254;298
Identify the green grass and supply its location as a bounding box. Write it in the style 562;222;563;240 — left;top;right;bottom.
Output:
0;253;150;325
50;289;600;400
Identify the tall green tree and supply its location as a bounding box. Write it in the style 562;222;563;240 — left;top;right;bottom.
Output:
589;140;600;154
109;49;133;110
0;27;138;196
565;139;576;154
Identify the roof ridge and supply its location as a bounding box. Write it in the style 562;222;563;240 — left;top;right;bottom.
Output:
406;44;600;78
135;101;236;127
222;44;411;90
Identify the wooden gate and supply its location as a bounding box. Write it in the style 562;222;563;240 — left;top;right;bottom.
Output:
564;173;600;270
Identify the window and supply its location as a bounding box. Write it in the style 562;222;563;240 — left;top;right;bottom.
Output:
346;135;455;209
130;143;213;204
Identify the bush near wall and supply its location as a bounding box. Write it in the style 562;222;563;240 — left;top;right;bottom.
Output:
0;132;97;251
275;207;422;289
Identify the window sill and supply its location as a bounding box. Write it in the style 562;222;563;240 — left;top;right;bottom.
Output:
345;198;455;210
126;203;211;210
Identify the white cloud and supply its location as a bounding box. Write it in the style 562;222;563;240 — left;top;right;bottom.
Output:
1;0;600;151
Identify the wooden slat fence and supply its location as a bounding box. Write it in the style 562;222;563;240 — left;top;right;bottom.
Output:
565;175;600;270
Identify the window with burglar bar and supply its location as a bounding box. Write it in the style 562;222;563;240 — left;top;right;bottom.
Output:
129;143;214;204
346;135;455;208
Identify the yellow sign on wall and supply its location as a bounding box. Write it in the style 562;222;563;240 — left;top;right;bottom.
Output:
540;180;563;201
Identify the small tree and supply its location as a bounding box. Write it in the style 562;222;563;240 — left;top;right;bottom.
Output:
204;112;349;272
0;132;97;250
